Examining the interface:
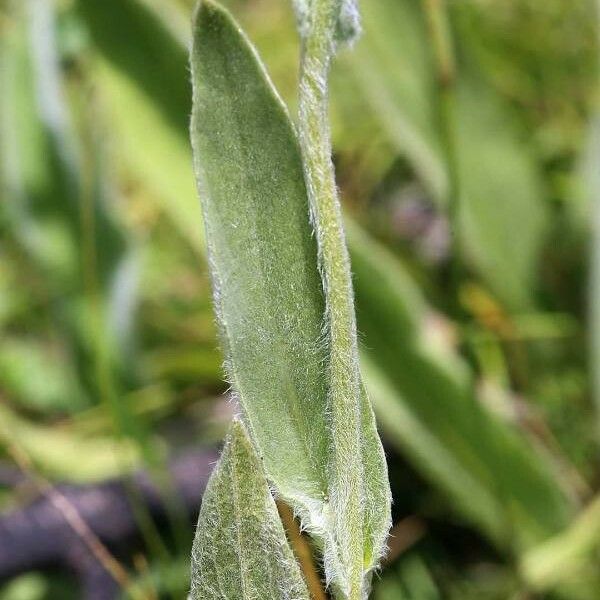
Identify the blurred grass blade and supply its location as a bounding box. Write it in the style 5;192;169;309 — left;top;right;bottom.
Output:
352;0;445;201
1;0;151;462
587;115;600;435
375;555;441;600
0;404;137;481
353;0;549;309
75;0;203;254
350;222;574;550
520;495;600;599
0;0;75;276
27;0;79;189
0;337;88;413
455;80;549;309
75;0;188;134
190;420;311;600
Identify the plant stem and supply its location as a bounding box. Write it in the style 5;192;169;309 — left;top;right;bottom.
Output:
277;501;329;600
297;2;363;597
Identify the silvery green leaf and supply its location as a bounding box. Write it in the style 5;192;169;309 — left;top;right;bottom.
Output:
190;2;390;598
292;0;390;596
190;420;311;600
191;0;328;510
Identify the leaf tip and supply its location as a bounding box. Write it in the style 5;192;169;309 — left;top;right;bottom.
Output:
191;0;234;44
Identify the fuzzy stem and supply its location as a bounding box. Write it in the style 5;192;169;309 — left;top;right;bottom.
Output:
297;2;364;598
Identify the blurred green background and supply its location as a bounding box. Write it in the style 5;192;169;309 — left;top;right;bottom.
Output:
1;0;600;598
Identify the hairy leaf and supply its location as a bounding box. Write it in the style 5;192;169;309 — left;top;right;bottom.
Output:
190;2;390;598
191;0;328;506
190;420;311;600
293;1;391;597
292;0;361;47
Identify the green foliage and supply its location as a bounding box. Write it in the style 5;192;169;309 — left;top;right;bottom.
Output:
190;0;329;507
190;421;310;600
74;0;203;253
374;555;440;600
1;0;600;598
189;2;390;597
294;0;390;595
351;0;550;309
350;222;574;550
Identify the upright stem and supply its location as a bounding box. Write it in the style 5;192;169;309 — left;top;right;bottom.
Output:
421;0;461;293
297;2;363;597
277;501;328;600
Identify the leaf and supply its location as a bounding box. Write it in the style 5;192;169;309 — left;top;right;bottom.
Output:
190;420;311;600
351;0;445;201
94;60;204;254
374;555;441;600
455;80;549;310
0;404;136;482
585;116;600;435
190;2;390;597
0;337;88;413
0;0;139;422
293;1;391;597
191;0;328;509
0;2;78;280
520;494;600;600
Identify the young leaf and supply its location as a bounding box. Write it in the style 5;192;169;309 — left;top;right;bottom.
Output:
292;0;361;47
190;1;390;597
294;1;391;596
190;420;311;600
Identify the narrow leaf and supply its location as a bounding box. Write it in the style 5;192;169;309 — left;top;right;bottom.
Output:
191;0;328;505
190;420;311;600
294;1;391;596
